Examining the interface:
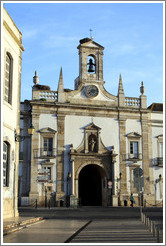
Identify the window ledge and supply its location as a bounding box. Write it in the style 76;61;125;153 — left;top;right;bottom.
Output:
3;100;12;109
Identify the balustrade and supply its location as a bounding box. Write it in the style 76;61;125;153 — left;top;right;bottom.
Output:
125;97;140;107
39;90;57;101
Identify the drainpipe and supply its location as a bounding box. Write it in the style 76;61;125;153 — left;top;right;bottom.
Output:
13;162;16;217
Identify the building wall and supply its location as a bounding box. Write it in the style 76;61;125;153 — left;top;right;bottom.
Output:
18;37;163;207
3;7;24;218
38;114;57;197
151;112;163;203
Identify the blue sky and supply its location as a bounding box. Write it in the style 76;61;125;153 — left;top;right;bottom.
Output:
3;1;164;106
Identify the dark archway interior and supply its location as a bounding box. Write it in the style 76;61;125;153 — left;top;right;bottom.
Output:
79;165;102;206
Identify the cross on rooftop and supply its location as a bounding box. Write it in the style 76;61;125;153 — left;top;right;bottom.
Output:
89;29;93;39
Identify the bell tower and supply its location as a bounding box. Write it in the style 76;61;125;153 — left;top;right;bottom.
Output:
75;38;104;89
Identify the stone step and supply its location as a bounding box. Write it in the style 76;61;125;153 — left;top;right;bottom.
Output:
70;219;157;243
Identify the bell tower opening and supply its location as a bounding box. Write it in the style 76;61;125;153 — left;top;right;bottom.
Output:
87;55;96;74
79;164;105;206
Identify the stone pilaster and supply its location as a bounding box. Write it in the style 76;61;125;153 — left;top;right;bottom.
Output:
119;114;127;199
147;120;154;195
29;113;39;203
22;114;29;196
141;113;150;194
140;95;147;109
56;114;65;202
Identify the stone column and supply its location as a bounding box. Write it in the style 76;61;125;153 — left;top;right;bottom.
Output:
29;113;39;203
56;114;65;203
85;132;88;153
119;114;128;203
71;158;75;195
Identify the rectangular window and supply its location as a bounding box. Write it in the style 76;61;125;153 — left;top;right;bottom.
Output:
43;138;53;156
3;142;9;187
159;142;163;158
43;138;53;151
4;53;12;104
130;141;138;158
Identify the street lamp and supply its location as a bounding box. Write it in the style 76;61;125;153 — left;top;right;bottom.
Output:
67;172;71;195
116;173;122;206
15;125;35;142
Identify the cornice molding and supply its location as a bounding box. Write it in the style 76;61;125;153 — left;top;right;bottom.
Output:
3;20;25;51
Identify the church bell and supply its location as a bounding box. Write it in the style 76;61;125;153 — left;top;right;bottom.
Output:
88;58;95;73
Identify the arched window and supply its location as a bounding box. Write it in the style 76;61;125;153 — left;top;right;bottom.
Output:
4;52;13;104
87;55;96;74
3;141;10;187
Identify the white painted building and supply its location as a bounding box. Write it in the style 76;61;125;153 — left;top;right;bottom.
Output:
148;104;163;205
3;7;24;218
19;38;163;207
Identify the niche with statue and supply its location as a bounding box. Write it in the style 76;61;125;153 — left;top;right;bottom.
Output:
88;134;97;152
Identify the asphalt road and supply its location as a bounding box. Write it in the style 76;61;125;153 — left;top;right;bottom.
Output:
3;219;88;243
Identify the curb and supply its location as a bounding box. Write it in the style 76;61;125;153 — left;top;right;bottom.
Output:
3;217;43;236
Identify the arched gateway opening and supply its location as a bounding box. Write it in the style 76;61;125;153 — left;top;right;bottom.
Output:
79;164;106;206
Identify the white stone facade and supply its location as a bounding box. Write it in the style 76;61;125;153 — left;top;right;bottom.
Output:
19;38;163;207
3;7;24;218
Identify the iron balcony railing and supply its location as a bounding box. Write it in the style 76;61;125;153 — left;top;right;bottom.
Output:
122;153;142;161
33;148;56;159
153;157;163;166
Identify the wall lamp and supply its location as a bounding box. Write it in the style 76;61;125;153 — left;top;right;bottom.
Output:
155;174;162;184
117;172;122;182
15;125;35;142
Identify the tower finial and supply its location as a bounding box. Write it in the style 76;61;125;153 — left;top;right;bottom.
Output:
140;81;145;95
89;28;93;40
33;70;39;85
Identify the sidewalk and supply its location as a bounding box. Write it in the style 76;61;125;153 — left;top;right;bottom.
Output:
3;216;43;236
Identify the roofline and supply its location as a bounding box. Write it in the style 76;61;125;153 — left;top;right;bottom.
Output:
77;38;104;50
3;6;22;36
147;102;163;111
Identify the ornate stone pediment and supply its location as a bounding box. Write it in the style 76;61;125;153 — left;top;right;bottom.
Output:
156;134;163;139
38;127;56;134
70;122;115;157
125;132;142;138
78;38;104;50
84;122;101;131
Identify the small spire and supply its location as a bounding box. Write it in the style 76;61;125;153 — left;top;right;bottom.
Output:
58;67;64;92
140;81;145;95
118;73;124;95
33;70;39;85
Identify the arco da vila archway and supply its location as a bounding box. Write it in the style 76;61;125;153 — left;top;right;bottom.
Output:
69;123;117;206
